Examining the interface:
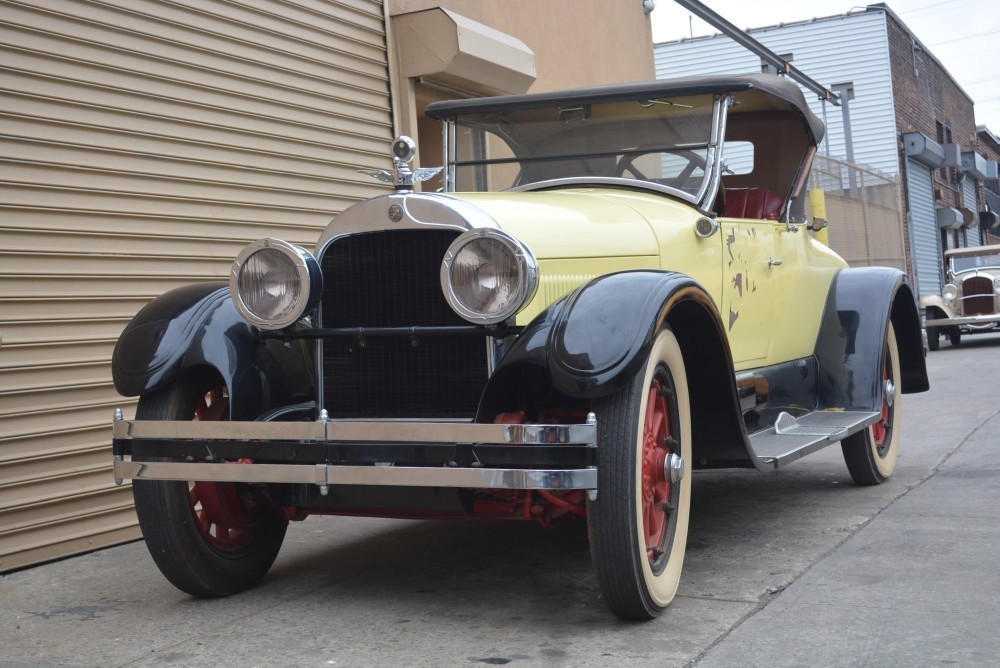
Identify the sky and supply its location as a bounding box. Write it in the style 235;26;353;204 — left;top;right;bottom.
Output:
650;0;1000;136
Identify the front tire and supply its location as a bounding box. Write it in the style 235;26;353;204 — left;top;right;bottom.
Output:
132;375;288;597
841;322;901;485
588;328;692;619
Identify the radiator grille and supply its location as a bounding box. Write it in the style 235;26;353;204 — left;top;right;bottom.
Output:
320;230;488;418
961;276;995;316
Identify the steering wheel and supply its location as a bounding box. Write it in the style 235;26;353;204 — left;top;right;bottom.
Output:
614;153;651;180
614;148;707;181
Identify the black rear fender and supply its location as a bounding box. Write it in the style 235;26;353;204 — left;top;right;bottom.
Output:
814;268;929;412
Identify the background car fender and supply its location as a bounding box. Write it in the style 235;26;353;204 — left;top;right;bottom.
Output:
814;268;929;413
480;271;756;468
919;294;958;320
111;282;314;420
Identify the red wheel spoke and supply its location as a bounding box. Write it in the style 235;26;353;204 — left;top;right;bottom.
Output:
185;387;259;551
646;406;665;444
644;387;658;433
641;375;675;563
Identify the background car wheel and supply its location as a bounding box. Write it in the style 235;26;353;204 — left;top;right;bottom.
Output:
132;373;288;597
949;330;961;347
588;328;692;619
926;326;939;351
841;322;901;485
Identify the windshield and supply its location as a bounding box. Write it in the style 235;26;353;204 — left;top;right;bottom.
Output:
444;94;721;203
951;251;1000;272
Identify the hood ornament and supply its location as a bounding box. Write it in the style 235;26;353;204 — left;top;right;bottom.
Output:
359;136;443;192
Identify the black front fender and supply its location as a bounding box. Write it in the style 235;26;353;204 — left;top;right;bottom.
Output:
493;271;713;400
479;270;753;467
112;283;314;420
546;271;721;398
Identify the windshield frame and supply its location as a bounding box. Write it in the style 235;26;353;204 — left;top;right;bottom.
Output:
949;252;1000;274
441;94;731;211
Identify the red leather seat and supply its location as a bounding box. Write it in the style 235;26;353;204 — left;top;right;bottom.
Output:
722;187;783;220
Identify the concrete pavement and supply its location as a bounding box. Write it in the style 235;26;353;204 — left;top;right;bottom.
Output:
1;333;998;667
697;384;1000;666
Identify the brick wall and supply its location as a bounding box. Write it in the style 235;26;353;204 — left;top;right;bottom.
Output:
978;129;1000;245
884;7;979;255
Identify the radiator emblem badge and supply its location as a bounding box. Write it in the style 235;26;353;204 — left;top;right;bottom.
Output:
388;204;403;223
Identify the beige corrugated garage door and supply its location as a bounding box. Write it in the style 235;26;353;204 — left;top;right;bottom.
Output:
0;0;393;571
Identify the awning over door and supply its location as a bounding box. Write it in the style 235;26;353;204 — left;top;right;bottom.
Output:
392;8;536;96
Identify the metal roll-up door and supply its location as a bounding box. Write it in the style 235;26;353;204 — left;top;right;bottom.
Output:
0;0;392;571
905;159;942;299
963;179;981;247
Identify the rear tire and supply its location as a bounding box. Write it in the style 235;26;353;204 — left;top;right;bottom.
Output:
842;323;901;485
588;328;692;619
132;375;287;597
949;330;961;347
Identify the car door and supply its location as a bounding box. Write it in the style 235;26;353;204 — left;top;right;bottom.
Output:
720;219;781;368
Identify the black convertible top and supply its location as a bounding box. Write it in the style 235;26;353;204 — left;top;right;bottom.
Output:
426;73;825;144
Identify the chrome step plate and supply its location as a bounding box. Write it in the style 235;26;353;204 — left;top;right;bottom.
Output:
749;410;881;469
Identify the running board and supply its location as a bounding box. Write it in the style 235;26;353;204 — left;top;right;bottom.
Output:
749;410;881;470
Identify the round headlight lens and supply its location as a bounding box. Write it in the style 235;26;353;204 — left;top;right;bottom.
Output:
442;229;538;325
942;284;959;302
231;239;321;330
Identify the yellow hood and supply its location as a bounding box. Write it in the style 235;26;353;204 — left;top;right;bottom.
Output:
451;189;692;260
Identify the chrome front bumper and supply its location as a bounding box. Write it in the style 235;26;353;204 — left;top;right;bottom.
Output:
112;410;598;495
926;313;1000;328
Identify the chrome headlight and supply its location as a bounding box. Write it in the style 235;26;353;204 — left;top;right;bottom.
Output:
230;239;322;330
441;229;539;325
994;277;1000;295
942;283;959;302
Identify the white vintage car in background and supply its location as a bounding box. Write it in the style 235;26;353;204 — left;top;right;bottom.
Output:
921;244;1000;350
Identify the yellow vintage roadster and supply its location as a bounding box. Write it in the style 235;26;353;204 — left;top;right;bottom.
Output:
112;74;928;619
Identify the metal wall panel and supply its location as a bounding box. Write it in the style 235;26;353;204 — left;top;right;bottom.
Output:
963;179;981;247
655;11;900;176
0;0;392;571
906;160;943;298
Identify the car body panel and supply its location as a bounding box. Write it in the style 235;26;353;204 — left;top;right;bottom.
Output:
457;189;846;369
450;190;664;260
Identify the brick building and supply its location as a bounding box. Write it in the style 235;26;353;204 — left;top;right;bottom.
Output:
655;3;1000;299
977;126;1000;239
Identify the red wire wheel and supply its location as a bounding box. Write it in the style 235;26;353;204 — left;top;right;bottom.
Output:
871;361;893;455
186;388;258;551
589;328;692;620
640;377;681;573
842;322;902;485
132;375;288;597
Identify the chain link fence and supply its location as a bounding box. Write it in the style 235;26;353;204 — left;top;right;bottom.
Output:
807;155;907;271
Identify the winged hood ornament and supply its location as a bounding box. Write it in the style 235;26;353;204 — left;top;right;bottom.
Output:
359;136;443;191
